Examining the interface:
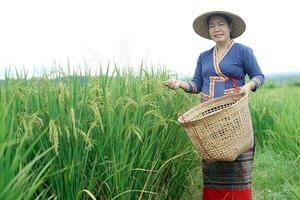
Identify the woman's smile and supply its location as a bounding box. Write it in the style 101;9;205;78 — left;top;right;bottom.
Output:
214;33;224;38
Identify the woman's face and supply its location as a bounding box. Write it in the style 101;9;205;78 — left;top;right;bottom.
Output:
208;15;232;43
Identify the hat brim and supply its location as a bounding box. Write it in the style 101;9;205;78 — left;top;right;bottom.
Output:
193;11;246;40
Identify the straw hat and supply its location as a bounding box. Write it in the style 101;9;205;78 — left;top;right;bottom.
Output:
193;11;246;40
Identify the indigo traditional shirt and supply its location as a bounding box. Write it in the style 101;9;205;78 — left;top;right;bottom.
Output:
187;41;264;102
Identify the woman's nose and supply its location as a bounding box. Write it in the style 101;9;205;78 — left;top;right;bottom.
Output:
214;25;221;31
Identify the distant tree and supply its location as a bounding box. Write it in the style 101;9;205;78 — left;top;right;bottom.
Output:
289;79;300;87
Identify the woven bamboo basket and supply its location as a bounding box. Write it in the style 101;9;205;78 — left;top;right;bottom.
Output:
178;93;254;162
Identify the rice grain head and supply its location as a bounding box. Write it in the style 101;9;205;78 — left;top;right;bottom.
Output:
49;120;60;154
70;108;77;140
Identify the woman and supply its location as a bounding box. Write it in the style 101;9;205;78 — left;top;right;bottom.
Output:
164;11;264;200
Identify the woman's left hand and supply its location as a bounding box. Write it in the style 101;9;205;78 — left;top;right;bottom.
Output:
239;81;255;96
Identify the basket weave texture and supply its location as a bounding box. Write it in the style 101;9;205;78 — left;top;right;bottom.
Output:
178;93;254;162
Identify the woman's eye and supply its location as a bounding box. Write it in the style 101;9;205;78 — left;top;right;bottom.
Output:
209;25;215;29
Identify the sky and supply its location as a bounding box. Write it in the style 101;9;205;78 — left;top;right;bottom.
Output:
0;0;299;79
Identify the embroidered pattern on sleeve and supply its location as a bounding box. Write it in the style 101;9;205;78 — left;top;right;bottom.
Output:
189;82;197;93
251;77;262;88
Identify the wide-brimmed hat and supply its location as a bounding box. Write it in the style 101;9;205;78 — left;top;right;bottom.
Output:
193;11;246;40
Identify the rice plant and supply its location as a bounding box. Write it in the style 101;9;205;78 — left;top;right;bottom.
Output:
250;85;300;199
1;66;299;199
0;82;53;200
1;66;202;199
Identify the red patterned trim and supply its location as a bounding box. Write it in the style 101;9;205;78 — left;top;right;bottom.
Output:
201;77;240;101
201;41;238;101
224;87;241;95
251;77;262;86
191;82;197;93
201;76;229;100
213;40;235;79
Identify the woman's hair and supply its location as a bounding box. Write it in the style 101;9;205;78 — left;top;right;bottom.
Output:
206;14;232;27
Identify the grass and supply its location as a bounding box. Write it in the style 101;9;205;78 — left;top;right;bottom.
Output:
253;150;299;199
250;86;300;199
0;67;299;199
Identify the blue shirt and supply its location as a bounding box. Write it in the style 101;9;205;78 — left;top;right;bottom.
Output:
187;42;264;102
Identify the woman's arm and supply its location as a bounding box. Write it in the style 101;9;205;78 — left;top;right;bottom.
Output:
242;46;265;94
164;54;204;93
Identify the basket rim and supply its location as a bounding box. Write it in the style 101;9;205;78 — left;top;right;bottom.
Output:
178;92;248;124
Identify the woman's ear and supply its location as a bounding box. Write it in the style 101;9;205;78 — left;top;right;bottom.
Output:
229;23;233;38
229;23;233;31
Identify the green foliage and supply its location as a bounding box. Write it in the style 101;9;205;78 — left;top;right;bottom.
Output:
263;80;277;89
250;86;300;199
0;67;201;199
289;79;300;87
0;67;299;199
0;92;53;200
253;151;299;199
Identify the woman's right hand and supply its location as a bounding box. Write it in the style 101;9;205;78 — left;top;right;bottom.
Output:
164;79;181;90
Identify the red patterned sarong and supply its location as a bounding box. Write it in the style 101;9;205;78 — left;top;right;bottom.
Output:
203;187;252;200
202;146;255;200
